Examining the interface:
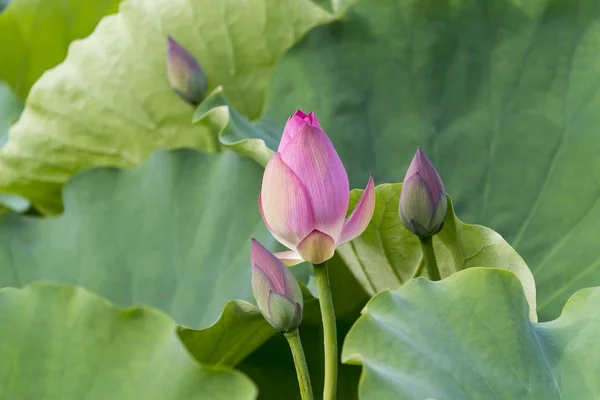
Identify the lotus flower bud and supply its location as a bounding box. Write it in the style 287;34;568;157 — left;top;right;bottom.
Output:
251;239;303;332
166;36;207;105
259;110;376;266
399;147;447;238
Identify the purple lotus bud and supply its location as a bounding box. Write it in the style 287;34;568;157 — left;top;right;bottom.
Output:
166;36;207;105
399;147;447;238
259;110;376;266
251;239;303;333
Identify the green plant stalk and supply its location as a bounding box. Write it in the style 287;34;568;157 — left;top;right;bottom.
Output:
284;329;314;400
420;236;441;281
313;261;337;400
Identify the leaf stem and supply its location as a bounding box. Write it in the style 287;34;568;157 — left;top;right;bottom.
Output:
284;329;314;400
313;261;337;400
419;236;441;281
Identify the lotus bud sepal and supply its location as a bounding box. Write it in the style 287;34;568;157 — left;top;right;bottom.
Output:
399;147;447;239
166;36;207;105
251;239;303;333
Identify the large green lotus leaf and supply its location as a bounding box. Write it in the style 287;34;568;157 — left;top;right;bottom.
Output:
0;283;256;400
343;268;600;400
240;254;368;399
0;0;333;213
263;0;600;320
0;0;121;98
0;149;282;366
0;149;276;333
338;183;537;321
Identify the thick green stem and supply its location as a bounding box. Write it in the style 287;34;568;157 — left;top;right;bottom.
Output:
313;261;337;400
284;329;314;400
420;236;441;281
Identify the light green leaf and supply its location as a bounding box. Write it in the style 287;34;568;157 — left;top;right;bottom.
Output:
264;0;600;320
178;299;274;367
0;283;256;399
0;0;333;213
193;86;278;167
343;268;600;400
338;183;537;321
0;0;121;98
0;149;275;330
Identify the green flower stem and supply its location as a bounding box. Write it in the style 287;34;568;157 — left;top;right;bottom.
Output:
419;236;441;281
313;261;337;400
284;329;314;400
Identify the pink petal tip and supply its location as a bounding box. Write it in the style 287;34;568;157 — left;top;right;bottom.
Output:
337;175;376;246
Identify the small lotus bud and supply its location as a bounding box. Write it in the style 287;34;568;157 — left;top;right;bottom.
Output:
166;36;207;105
251;239;303;332
399;147;447;238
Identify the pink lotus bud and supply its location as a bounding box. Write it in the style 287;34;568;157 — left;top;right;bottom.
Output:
251;239;303;332
399;147;447;238
166;36;207;105
259;110;376;265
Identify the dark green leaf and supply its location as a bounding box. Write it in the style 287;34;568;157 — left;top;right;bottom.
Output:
264;0;600;319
